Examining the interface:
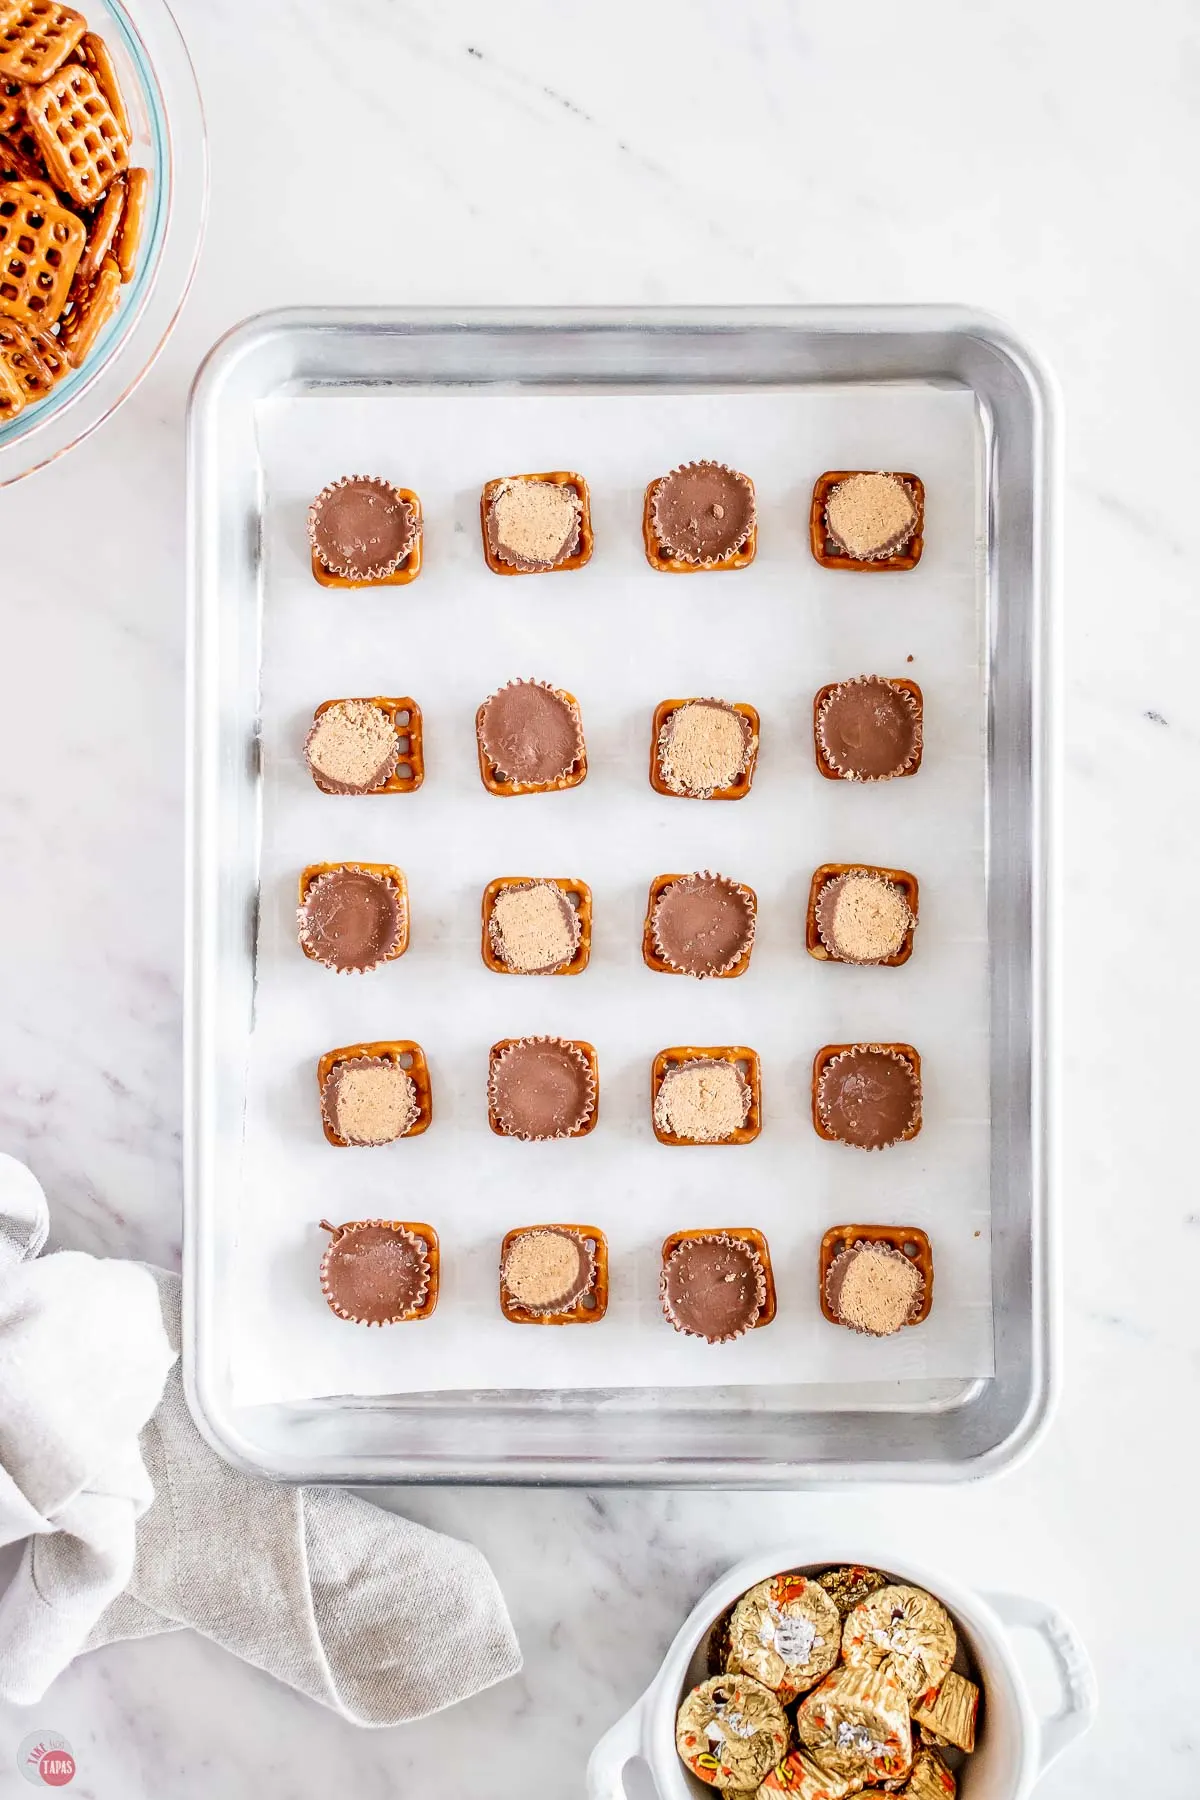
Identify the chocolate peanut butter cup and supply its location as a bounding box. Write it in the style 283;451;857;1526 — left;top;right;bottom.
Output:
815;676;922;781
500;1227;596;1317
297;866;405;973
318;1218;433;1324
647;461;756;568
842;1585;956;1698
815;1045;922;1150
796;1662;913;1787
814;869;916;966
487;880;581;974
482;474;588;572
649;872;756;978
825;1240;927;1336
655;699;757;799
320;1054;420;1145
825;472;920;562
727;1573;842;1702
476;678;586;792
676;1674;790;1791
660;1232;766;1343
488;1036;597;1140
653;1057;753;1144
307;476;420;582
303;700;402;795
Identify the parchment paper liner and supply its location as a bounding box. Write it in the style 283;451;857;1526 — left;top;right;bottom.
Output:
297;866;404;973
656;697;757;798
306;474;420;580
824;471;921;561
488;1035;597;1140
816;676;923;781
814;869;916;965
476;677;587;791
815;1044;922;1150
650;870;757;978
648;461;757;565
318;1218;432;1325
824;1240;927;1336
319;1054;419;1144
302;700;401;795
499;1226;597;1316
659;1230;767;1343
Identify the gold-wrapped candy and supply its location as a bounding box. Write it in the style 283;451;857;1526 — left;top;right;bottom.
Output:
841;1584;956;1698
816;1564;889;1618
898;1746;958;1798
796;1662;912;1786
728;1574;842;1701
676;1673;791;1791
757;1748;857;1798
912;1669;979;1753
707;1601;737;1675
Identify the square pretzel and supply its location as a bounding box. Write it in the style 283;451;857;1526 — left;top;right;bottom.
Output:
72;169;125;292
812;677;924;781
298;862;409;963
475;688;587;795
487;1038;599;1139
480;471;593;574
311;487;423;587
481;876;592;975
641;478;757;573
641;873;758;979
649;698;760;801
0;77;25;135
28;320;65;380
0;126;47;185
811;1043;922;1144
660;1227;777;1327
316;1040;431;1147
113;160;147;282
819;1224;934;1325
651;1047;762;1146
75;31;130;142
0;1;85;85
0;178;84;325
56;251;119;364
0;349;24;418
498;1225;609;1325
309;698;424;794
25;62;128;208
805;863;919;967
809;471;925;571
0;316;52;399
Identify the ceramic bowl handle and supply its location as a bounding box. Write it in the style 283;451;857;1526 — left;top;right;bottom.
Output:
984;1590;1098;1777
586;1699;648;1799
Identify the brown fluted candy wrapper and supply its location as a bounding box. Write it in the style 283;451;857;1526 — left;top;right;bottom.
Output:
817;1046;921;1151
651;461;756;564
815;1566;890;1619
842;1585;957;1698
652;871;757;977
307;475;419;579
477;678;586;788
489;1036;596;1140
912;1669;979;1753
816;676;922;782
727;1573;842;1701
676;1673;790;1790
298;867;404;973
319;1219;430;1324
796;1661;912;1786
660;1233;766;1343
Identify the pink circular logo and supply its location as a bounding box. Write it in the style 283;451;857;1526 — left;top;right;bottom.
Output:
16;1734;76;1787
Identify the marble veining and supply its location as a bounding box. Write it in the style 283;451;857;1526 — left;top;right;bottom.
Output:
0;0;1195;1793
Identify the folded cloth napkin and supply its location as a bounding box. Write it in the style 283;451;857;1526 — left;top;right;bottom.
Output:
0;1155;521;1719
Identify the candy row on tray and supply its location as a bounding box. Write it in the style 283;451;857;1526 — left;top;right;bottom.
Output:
302;681;924;796
304;465;927;579
317;1218;935;1341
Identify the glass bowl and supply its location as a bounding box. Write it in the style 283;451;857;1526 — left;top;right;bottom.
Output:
0;0;206;485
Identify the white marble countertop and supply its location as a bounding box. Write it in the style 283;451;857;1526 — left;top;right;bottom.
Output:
2;0;1196;1792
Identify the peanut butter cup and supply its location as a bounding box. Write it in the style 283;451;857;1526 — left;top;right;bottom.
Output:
825;1240;926;1336
303;700;402;795
481;473;591;572
487;880;581;973
647;872;756;978
660;1232;767;1342
500;1227;596;1316
653;1056;754;1145
815;676;923;781
654;699;758;799
476;679;586;793
297;866;406;973
646;461;756;569
318;1218;434;1324
814;1045;922;1150
320;1055;420;1145
307;476;420;583
813;869;916;965
810;470;925;571
488;1037;597;1140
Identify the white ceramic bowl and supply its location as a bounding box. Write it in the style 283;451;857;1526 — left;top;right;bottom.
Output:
587;1546;1095;1800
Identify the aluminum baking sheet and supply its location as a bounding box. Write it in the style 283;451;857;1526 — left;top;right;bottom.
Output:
185;308;1057;1485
